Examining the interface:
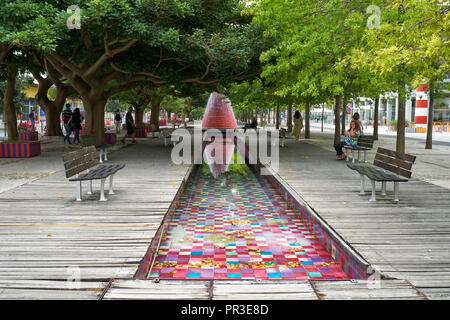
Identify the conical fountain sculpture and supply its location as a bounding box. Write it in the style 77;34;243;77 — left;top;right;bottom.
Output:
202;92;237;177
202;92;237;130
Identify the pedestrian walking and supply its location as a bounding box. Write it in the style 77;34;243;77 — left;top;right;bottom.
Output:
292;110;303;141
121;106;136;144
69;108;83;144
115;109;122;133
29;109;35;131
62;104;73;144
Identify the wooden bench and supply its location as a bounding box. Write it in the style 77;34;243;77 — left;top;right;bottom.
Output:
347;147;416;202
344;135;374;163
63;146;125;202
161;128;178;147
81;134;110;163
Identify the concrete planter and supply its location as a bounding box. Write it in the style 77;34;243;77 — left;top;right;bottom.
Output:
0;141;41;158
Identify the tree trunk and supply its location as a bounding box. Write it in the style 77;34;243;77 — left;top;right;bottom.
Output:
305;99;311;139
34;78;73;137
150;99;161;131
396;81;406;155
276;102;280;130
341;97;347;135
287;101;293;132
321;103;324;132
43;105;63;136
3;64;18;141
373;97;379;140
83;95;107;146
135;106;145;127
334;96;341;145
425;82;434;150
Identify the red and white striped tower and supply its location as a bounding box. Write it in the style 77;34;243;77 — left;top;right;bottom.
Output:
415;84;429;131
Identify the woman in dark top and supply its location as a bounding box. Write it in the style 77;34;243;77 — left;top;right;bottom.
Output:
69;108;83;144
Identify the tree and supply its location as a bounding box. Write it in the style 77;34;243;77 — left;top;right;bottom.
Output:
350;0;449;153
18;0;264;145
254;0;376;143
0;0;56;140
29;56;77;136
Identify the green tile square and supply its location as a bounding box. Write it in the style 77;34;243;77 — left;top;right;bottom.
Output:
307;272;322;278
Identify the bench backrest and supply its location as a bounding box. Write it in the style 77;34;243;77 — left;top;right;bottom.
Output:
357;135;374;148
162;128;173;137
63;146;100;178
373;147;416;178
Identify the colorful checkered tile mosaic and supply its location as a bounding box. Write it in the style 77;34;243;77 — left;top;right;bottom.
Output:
148;166;349;280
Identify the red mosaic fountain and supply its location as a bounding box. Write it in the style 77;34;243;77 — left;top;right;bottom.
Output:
201;92;237;130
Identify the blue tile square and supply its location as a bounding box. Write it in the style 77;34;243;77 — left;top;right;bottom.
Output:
227;273;241;278
187;272;201;278
267;272;282;278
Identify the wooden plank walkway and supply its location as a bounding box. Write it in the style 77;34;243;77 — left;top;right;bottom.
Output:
275;136;450;299
0;140;189;299
103;279;424;300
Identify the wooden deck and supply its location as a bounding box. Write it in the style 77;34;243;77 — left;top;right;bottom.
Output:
1;131;447;300
275;137;450;299
103;279;424;300
0;140;189;299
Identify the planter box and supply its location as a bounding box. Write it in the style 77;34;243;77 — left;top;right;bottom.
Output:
0;141;41;158
143;124;152;133
105;133;117;145
17;131;39;141
134;128;147;138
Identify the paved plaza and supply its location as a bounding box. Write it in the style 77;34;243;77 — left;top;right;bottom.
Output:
0;128;448;299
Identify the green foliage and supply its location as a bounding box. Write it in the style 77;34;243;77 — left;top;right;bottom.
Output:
105;98;128;112
201;150;250;179
349;0;449;92
0;71;33;114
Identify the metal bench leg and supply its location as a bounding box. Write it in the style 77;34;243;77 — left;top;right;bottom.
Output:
76;181;82;202
104;148;108;162
369;179;377;202
359;174;365;195
345;150;349;162
99;179;107;202
351;150;355;163
381;181;387;196
394;182;399;202
99;150;103;164
358;150;361;162
364;151;368;163
164;137;168;147
109;175;115;195
86;170;93;195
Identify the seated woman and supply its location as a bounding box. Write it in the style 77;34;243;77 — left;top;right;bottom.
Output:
334;119;361;160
